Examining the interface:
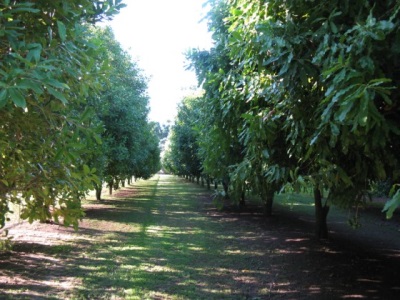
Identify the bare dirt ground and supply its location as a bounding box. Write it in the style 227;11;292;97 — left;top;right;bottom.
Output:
207;201;400;299
0;177;400;299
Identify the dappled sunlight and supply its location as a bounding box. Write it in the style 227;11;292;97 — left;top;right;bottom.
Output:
188;246;204;251
109;245;147;252
285;238;309;242
308;285;322;294
342;295;367;299
2;174;400;299
276;249;305;255
9;224;80;245
138;262;180;274
224;249;265;257
319;246;343;255
357;278;381;283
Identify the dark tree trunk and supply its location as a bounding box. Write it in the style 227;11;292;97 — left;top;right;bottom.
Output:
214;180;218;190
314;188;330;239
93;182;103;201
222;179;229;198
263;189;274;217
206;178;211;190
95;186;102;201
121;180;125;187
108;181;113;195
128;177;131;185
239;190;246;208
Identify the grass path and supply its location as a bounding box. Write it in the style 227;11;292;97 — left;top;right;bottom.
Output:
1;174;400;299
72;174;276;299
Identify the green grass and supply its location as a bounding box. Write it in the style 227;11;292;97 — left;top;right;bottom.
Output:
67;175;270;299
2;174;398;299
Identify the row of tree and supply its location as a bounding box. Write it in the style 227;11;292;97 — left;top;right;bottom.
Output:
163;0;400;238
88;27;161;200
0;1;160;229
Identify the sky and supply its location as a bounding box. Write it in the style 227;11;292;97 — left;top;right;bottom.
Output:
107;0;213;124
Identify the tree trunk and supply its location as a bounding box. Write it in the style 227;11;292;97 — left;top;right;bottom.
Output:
128;177;131;185
95;185;102;201
108;181;113;195
222;179;229;198
263;189;274;217
314;188;329;239
239;189;246;208
214;180;218;190
121;180;125;187
207;178;211;190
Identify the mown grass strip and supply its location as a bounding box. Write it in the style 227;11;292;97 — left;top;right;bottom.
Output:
71;174;273;299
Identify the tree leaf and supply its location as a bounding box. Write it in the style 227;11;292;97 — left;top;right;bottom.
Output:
57;20;67;42
47;87;68;104
18;79;43;94
330;21;338;34
9;88;26;108
0;89;8;108
26;43;42;63
83;164;90;175
382;188;400;219
45;78;70;90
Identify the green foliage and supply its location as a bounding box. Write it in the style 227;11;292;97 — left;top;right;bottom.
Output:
0;0;125;228
383;184;400;219
370;179;393;198
163;95;203;177
183;0;400;226
87;27;160;194
0;237;12;252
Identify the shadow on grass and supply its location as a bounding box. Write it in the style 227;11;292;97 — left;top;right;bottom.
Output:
1;174;400;299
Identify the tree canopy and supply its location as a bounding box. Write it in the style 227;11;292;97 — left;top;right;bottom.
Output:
0;0;160;228
166;0;400;238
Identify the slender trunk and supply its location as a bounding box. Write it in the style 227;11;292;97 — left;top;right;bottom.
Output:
239;189;246;208
214;180;218;190
93;182;103;201
196;176;200;184
108;181;113;195
222;179;229;198
263;189;274;217
207;178;211;190
95;185;102;201
121;180;125;187
128;177;131;185
314;188;329;239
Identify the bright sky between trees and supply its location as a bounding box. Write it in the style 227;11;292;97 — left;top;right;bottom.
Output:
108;0;213;124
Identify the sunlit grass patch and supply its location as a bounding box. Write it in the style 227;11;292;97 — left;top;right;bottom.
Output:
276;192;315;208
